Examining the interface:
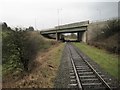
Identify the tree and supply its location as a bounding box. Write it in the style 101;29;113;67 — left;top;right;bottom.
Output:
28;26;34;31
70;33;77;39
2;22;8;30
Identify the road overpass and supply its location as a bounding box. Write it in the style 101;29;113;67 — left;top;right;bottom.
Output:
40;21;89;42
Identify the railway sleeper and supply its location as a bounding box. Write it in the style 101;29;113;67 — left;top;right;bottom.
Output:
80;75;96;78
74;62;86;65
76;65;88;67
81;79;100;83
78;71;93;75
82;82;102;86
70;79;77;83
77;69;91;72
75;64;87;66
69;72;75;75
69;70;74;73
74;62;86;64
69;67;74;70
81;78;99;81
83;86;107;90
76;66;88;68
68;83;78;88
70;76;76;79
70;79;77;82
81;79;112;89
76;67;90;70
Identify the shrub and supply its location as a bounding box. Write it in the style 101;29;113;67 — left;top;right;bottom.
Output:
2;27;52;75
87;18;119;54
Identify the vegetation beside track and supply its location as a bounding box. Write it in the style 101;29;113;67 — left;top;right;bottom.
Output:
74;43;118;79
3;43;64;88
2;22;58;84
36;43;64;88
88;18;119;54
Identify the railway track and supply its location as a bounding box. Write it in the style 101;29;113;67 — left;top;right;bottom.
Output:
67;43;114;90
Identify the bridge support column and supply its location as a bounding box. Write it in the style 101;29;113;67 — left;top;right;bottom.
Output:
77;32;81;42
56;33;60;41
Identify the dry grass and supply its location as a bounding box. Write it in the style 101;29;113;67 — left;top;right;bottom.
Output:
3;43;65;88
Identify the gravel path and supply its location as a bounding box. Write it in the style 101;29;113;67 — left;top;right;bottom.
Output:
54;44;71;88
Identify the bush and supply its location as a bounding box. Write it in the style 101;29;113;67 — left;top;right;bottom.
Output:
102;19;119;38
19;31;51;71
2;27;52;75
87;18;120;54
2;30;24;74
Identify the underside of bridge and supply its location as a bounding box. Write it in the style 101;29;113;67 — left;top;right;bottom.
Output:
40;20;89;42
42;30;87;42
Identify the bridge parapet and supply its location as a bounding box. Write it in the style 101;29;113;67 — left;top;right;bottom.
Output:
55;20;89;29
40;20;89;35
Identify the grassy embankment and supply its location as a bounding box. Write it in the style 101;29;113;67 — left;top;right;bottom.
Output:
4;43;65;88
88;19;119;54
74;43;118;79
2;26;58;80
2;22;65;88
35;43;64;88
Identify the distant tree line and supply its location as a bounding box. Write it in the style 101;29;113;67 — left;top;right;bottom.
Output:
2;22;35;31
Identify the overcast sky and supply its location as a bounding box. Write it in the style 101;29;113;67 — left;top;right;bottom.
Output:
0;0;119;30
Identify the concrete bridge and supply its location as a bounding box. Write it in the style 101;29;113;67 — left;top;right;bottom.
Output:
40;21;89;42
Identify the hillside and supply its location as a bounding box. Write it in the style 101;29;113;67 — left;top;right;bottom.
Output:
87;19;119;54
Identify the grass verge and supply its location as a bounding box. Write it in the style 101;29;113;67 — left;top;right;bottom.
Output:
4;43;65;88
73;43;118;79
38;43;65;88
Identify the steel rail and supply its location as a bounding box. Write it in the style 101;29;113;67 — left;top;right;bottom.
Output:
67;44;83;89
72;43;112;90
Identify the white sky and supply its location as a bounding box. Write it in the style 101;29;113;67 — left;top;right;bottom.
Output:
0;0;119;30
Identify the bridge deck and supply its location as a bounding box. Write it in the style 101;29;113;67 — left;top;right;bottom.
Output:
40;21;89;34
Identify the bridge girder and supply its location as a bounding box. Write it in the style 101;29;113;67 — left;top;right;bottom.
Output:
40;26;87;35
